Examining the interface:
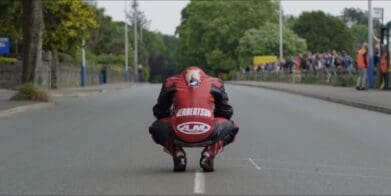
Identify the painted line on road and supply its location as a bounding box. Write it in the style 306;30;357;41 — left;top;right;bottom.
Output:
248;158;261;170
194;171;205;194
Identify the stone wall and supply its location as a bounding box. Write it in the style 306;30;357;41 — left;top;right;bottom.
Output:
55;66;133;88
56;66;99;88
0;61;133;89
0;62;22;88
35;61;51;88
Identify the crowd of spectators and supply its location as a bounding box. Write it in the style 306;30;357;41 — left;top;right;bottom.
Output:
240;50;356;84
240;36;389;89
243;50;354;74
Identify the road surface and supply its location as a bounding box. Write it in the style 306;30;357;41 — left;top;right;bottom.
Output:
0;84;390;195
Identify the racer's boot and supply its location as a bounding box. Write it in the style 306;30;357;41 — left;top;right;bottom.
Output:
164;143;187;172
200;140;224;172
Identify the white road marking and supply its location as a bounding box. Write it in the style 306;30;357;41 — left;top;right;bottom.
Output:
194;172;205;194
248;158;261;170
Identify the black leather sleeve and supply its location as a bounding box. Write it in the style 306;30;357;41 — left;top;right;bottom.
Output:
211;80;233;119
152;81;176;119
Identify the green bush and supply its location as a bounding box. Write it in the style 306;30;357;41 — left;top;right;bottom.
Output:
332;75;356;87
0;57;17;63
228;69;238;80
332;76;356;87
58;52;75;64
301;75;323;84
11;83;52;102
96;54;125;66
141;66;151;82
73;49;99;67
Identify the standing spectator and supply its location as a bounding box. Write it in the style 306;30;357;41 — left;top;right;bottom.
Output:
292;55;303;83
374;34;381;69
342;51;354;74
335;52;343;68
342;51;353;68
311;53;318;74
379;45;389;89
356;43;369;90
245;66;250;73
300;54;309;71
317;54;326;70
256;65;262;73
325;53;333;83
330;51;336;68
241;67;246;74
278;58;286;72
286;56;294;73
294;55;302;70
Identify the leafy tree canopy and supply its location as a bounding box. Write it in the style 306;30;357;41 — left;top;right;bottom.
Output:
340;7;368;26
175;0;278;75
293;11;353;53
238;22;307;66
0;0;23;55
0;0;98;55
43;0;98;52
350;24;368;50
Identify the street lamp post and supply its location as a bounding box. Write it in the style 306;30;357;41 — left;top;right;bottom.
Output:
124;0;129;82
279;0;283;61
81;39;87;86
368;0;375;89
133;0;138;82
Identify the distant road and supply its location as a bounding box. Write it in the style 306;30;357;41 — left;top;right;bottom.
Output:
0;84;390;195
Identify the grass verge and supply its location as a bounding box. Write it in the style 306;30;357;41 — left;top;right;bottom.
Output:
10;83;52;102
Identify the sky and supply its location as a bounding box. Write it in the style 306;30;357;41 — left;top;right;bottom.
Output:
97;0;391;35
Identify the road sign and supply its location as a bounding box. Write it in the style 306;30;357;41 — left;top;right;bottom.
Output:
0;38;10;55
253;56;277;66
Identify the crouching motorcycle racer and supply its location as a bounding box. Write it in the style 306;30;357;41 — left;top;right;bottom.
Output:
149;66;239;172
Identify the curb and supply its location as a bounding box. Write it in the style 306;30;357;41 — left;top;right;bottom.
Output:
0;102;54;118
50;83;134;98
229;82;391;115
51;90;104;98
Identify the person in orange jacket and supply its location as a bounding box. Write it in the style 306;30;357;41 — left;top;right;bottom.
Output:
379;45;389;89
356;43;369;90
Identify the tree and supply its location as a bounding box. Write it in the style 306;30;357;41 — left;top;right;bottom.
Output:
340;7;381;34
341;7;368;26
22;0;44;83
126;0;150;41
0;0;23;56
42;1;98;53
284;15;297;30
293;11;353;53
125;1;178;82
89;19;128;56
350;24;368;50
2;0;177;83
87;7;114;54
175;0;278;75
238;23;307;66
0;0;98;60
125;0;151;66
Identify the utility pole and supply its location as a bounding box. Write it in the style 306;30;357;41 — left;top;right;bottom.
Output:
368;0;374;88
279;0;283;62
133;0;139;82
81;39;87;86
124;0;129;81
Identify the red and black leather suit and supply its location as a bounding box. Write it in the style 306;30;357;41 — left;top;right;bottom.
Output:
149;66;238;153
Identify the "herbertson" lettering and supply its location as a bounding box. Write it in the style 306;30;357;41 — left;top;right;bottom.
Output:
176;108;212;117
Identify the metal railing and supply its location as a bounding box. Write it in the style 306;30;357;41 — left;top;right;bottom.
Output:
234;67;358;86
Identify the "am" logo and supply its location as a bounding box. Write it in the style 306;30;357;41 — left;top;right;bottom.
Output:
176;122;211;134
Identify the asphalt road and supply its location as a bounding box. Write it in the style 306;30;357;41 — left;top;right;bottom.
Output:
0;83;390;195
